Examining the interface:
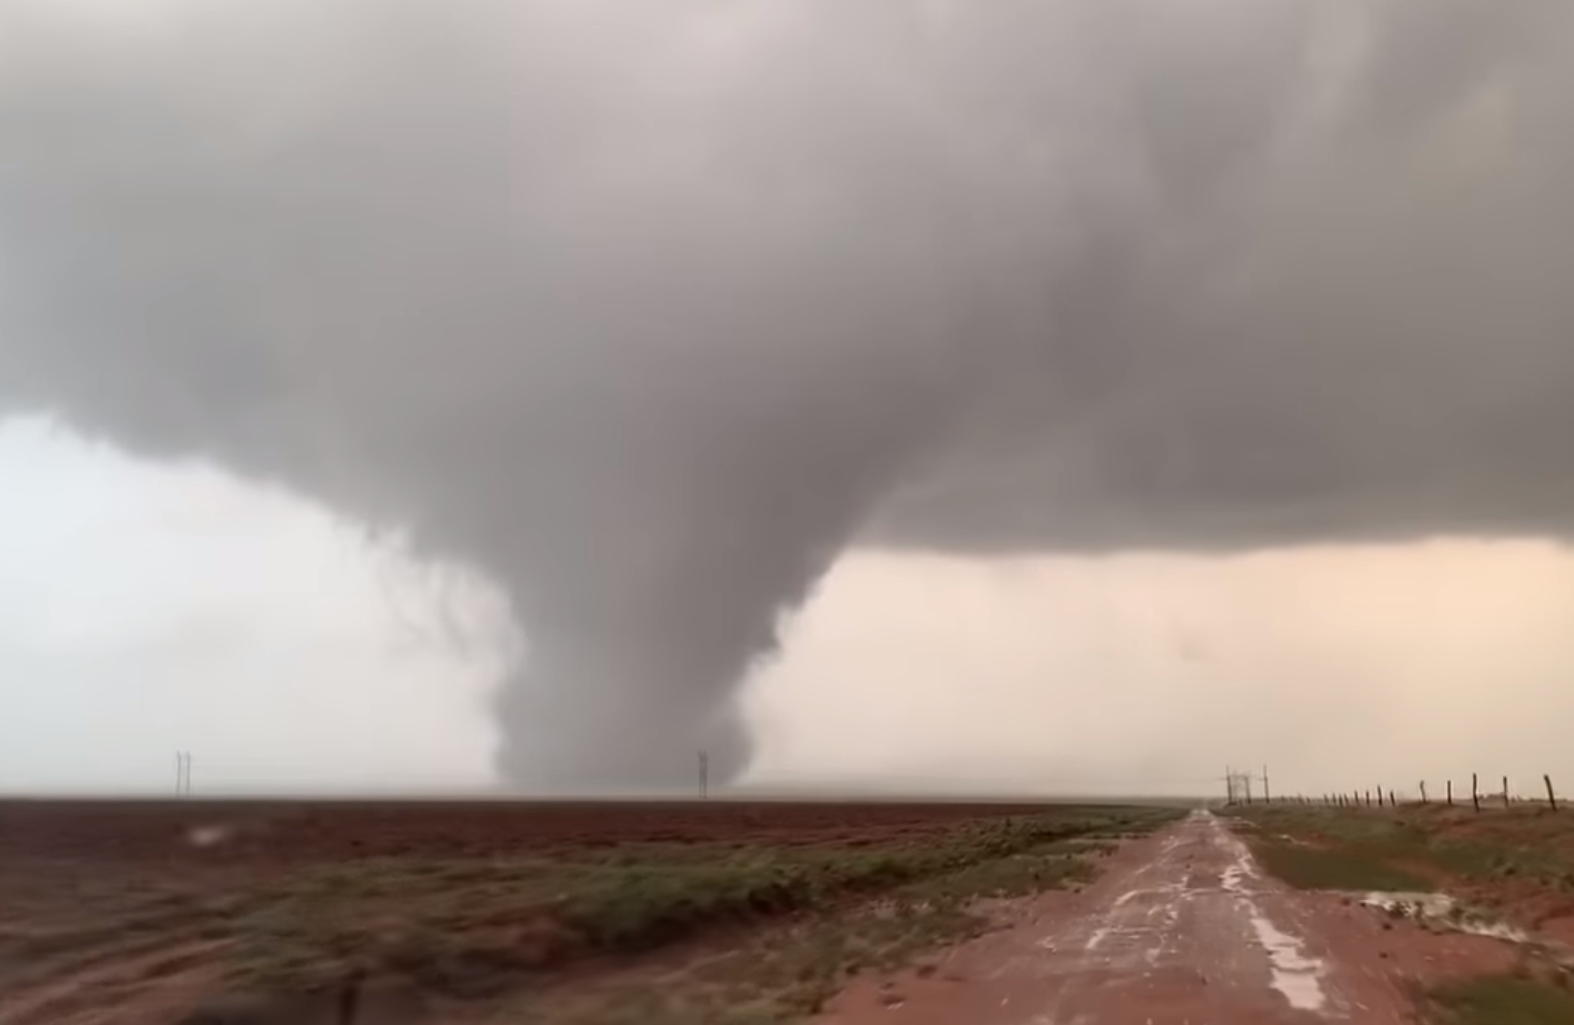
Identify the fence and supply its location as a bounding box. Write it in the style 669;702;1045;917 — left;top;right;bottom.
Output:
1223;770;1561;812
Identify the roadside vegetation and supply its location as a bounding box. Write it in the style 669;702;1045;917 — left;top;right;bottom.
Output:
223;806;1180;1023
0;801;1186;1025
1425;974;1574;1025
1230;803;1574;894
510;830;1132;1024
1232;804;1574;1025
1249;839;1433;892
0;802;1189;1024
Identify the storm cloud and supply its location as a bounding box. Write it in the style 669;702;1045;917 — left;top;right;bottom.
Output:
3;0;1573;788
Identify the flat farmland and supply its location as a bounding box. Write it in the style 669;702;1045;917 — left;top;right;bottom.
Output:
0;798;1180;1025
0;798;1122;861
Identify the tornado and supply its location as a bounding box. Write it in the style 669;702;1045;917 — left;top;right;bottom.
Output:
4;0;1574;789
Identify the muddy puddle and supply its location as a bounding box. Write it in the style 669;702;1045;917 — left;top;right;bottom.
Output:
1359;891;1560;951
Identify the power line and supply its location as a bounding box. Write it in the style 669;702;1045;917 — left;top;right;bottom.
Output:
1221;766;1259;805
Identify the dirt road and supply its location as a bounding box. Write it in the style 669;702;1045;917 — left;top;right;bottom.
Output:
819;810;1516;1024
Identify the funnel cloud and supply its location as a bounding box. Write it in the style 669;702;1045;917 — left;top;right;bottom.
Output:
3;0;1574;789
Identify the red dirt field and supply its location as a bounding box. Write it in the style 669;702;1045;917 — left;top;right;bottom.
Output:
0;798;1168;1025
0;797;1077;863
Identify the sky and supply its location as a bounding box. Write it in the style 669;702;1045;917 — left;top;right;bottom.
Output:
8;413;1574;798
0;416;499;794
4;0;1574;796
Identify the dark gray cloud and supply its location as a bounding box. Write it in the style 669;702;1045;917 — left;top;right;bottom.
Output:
2;0;1573;788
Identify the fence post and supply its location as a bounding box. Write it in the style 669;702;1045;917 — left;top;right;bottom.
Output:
1545;775;1558;811
1389;790;1397;808
1365;790;1372;807
1504;777;1511;810
1447;779;1453;806
1472;773;1481;813
1420;781;1428;804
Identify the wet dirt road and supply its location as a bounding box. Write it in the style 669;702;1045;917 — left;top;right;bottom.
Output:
819;810;1516;1025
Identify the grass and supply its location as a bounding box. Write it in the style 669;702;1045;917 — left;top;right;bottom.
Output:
1252;841;1433;892
517;893;977;1024
503;835;1121;1025
2;802;1187;1025
555;814;1129;953
1;805;1179;1024
1427;975;1574;1025
227;807;1183;999
1231;804;1574;896
1232;806;1438;891
1237;806;1574;1025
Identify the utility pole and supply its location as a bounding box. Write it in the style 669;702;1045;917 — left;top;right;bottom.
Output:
1261;765;1271;804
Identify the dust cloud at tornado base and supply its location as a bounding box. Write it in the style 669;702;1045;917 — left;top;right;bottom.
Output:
3;0;1574;789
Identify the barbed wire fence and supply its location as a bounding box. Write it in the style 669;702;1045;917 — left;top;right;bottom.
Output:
1221;768;1562;812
